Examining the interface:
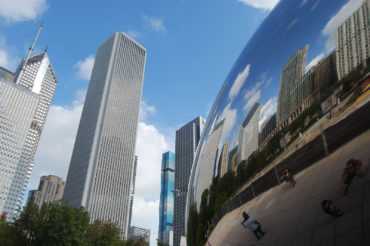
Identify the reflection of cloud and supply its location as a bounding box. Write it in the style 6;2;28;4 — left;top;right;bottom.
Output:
237;0;280;10
243;78;263;111
143;15;166;32
218;103;237;147
74;55;95;81
305;52;324;72
322;0;363;51
310;0;320;11
299;0;309;8
228;64;250;101
286;18;298;31
0;0;48;23
243;90;261;111
259;97;277;129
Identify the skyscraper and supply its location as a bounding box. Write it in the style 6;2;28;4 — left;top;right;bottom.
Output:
277;46;308;125
62;32;146;238
158;151;175;243
128;156;138;229
0;47;57;219
238;102;261;163
336;0;370;80
173;117;205;246
27;175;65;208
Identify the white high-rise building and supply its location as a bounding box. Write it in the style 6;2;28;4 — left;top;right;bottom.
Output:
62;33;146;238
238;102;261;162
173;116;205;246
0;50;57;219
336;0;370;80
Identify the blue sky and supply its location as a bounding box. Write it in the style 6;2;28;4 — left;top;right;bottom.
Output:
1;0;362;245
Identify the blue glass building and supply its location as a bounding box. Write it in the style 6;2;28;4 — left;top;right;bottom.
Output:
158;151;175;243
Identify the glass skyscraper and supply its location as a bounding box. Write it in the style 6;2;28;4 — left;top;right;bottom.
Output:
173;116;205;246
0;50;57;219
62;32;146;238
158;151;175;243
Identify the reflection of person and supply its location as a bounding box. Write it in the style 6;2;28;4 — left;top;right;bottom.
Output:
338;159;363;195
280;168;296;186
321;200;343;218
241;212;266;240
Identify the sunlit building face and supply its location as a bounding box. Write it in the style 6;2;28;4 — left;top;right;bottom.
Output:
187;0;370;223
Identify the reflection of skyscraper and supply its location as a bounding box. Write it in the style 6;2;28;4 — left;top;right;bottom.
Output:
173;116;205;246
159;152;175;243
0;49;57;219
261;113;276;142
277;46;308;125
336;0;370;80
63;33;146;238
27;175;65;208
239;102;261;162
217;139;230;179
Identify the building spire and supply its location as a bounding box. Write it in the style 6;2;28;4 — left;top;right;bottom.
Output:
15;24;43;84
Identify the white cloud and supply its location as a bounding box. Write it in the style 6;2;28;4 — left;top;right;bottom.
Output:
299;0;309;8
228;64;250;101
243;79;263;111
75;55;95;81
259;97;277;129
286;18;298;31
29;90;86;190
0;0;48;23
143;15;166;32
237;0;280;10
133;121;172;245
139;101;157;122
126;30;141;39
132;197;160;246
0;36;18;71
305;52;325;72
322;0;363;51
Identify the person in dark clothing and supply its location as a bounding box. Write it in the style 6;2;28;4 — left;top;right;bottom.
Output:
321;200;343;218
241;212;266;240
280;168;296;186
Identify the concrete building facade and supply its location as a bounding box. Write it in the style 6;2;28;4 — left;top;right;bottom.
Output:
27;175;65;208
62;33;146;238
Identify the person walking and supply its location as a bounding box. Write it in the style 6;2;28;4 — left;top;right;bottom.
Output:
321;200;343;218
241;212;266;240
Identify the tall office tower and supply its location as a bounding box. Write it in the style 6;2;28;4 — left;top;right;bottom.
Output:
173;116;205;246
62;33;146;238
238;102;261;162
277;46;308;125
313;52;337;97
158;151;175;243
336;0;370;80
0;47;56;218
128;156;138;229
27;175;65;208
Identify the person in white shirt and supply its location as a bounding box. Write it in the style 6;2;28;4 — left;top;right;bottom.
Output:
241;212;266;240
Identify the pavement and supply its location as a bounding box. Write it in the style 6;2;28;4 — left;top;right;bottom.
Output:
207;129;370;246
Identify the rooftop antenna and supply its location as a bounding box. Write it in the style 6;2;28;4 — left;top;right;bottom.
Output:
15;23;43;84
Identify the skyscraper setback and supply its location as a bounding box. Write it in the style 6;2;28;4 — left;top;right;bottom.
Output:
62;32;146;238
173;117;205;246
0;35;57;219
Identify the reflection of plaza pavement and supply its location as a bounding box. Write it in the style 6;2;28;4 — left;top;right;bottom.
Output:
207;129;370;245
